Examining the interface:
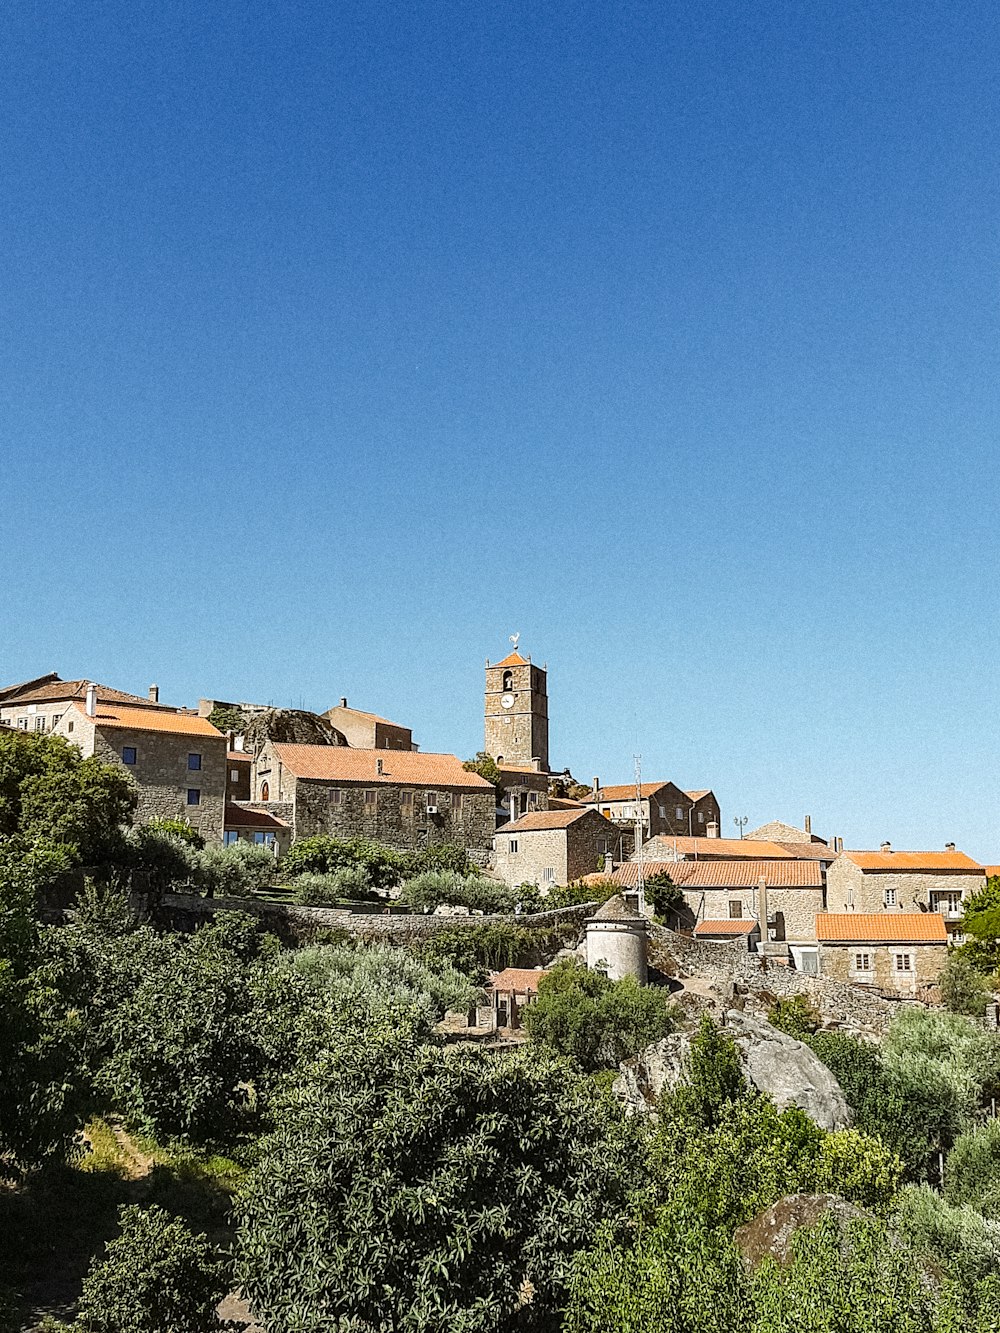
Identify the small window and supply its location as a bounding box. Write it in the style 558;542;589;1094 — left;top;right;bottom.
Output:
502;670;513;691
187;788;201;806
122;746;137;766
260;782;270;801
675;806;684;819
17;718;27;730
602;808;612;818
425;790;436;807
329;788;343;805
894;953;913;972
510;838;519;853
254;832;275;847
67;721;74;732
224;830;240;846
729;900;743;919
597;838;607;854
698;811;705;823
34;716;46;731
543;867;555;883
658;805;666;818
230;768;240;782
188;753;202;771
884;888;897;908
400;790;413;806
853;952;872;972
364;789;377;806
453;793;463;814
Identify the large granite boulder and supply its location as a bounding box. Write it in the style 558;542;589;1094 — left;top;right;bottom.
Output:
614;1010;852;1131
734;1193;867;1269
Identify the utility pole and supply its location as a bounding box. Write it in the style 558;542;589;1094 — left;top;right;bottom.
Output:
634;754;645;917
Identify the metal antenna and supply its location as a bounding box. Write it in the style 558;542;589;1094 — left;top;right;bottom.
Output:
634;753;645;916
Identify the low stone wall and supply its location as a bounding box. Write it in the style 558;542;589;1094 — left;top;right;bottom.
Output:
157;893;598;945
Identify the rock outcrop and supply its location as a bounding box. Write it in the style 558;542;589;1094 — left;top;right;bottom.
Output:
614;1010;852;1131
733;1193;867;1269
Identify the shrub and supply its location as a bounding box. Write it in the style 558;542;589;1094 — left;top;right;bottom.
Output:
768;995;820;1039
74;1204;228;1333
895;1184;1000;1298
399;869;517;915
944;1119;1000;1217
293;867;377;905
416;921;558;981
145;818;205;850
281;836;405;889
196;842;275;898
644;872;684;922
940;953;993;1016
400;842;473;877
545;879;614;909
126;826;201;893
288;941;478;1023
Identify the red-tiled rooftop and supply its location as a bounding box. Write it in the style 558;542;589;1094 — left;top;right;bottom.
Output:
69;702;223;738
1;676;173;709
583;782;677;802
271;744;494;788
489;967;549;992
224;804;288;830
815;912;948;944
639;835;795;860
693;919;759;937
500;808;599;832
844;851;983;873
611;859;824;890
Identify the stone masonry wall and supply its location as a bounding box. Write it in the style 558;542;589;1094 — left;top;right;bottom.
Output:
683;887;825;943
293;779;495;857
494;827;569;888
819;941;946;996
826;857;984;914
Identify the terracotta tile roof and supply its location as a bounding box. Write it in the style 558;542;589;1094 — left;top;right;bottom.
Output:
228;750;251;763
548;797;586;810
71;702;224;738
609;859;822;889
694;919;759;937
271;744;494;789
489;967;549;992
772;841;838;862
584;782;676;802
0;672;60;701
493;651;529;668
3;678;170;708
984;866;1000;879
323;703;406;728
500;808;597;832
815;912;948;944
224;804;288;830
639;835;794;860
684;790;713;801
844;851;983;873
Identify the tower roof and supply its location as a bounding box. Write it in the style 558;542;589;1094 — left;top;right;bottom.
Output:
492;651;529;668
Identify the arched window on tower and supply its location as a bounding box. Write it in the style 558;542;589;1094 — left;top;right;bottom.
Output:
502;670;513;691
261;781;270;801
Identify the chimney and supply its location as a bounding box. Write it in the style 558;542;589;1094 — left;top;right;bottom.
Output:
339;697;348;709
85;683;97;717
592;777;600;799
376;758;384;775
758;876;769;941
945;842;956;852
148;684;159;703
604;851;615;874
804;815;812;835
880;841;892;853
706;821;719;838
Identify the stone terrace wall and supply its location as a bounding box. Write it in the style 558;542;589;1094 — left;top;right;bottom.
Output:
157;893;597;944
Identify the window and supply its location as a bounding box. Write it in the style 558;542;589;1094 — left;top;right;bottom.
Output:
597;838;607;854
729;900;743;919
224;831;240;846
543;868;555;883
17;718;27;730
884;888;897;908
502;670;513;691
187;788;201;806
230;768;240;782
526;791;537;809
602;808;612;818
675;806;684;819
254;832;275;847
853;952;873;972
67;721;74;732
425;790;436;807
509;839;519;853
658;805;666;818
453;793;463;814
33;716;45;731
364;789;377;806
187;753;202;771
260;782;269;801
698;811;705;823
329;788;344;805
122;746;137;765
400;790;413;807
894;953;913;973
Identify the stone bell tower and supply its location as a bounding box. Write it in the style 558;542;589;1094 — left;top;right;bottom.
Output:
484;640;549;772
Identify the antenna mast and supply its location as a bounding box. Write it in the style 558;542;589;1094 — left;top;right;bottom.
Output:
634;753;645;916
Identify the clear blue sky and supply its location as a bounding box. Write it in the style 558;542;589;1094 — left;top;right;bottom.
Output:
2;2;999;858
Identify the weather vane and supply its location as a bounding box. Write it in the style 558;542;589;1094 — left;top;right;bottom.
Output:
509;632;520;651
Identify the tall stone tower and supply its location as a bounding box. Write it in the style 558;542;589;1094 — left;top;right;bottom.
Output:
484;644;549;771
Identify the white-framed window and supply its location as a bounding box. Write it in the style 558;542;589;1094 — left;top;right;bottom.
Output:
853;952;873;972
230;768;240;782
33;716;45;731
509;838;519;853
224;830;240;846
894;953;913;973
698;811;705;823
17;718;27;730
675;805;684;819
884;888;897;907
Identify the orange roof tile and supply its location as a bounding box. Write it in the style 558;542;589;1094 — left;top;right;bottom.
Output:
844;851;983;873
501;808;602;832
72;702;223;738
489;967;549;992
492;652;529;668
323;703;407;728
694;919;759;937
224;804;288;830
984;866;1000;879
228;750;251;763
271;744;493;789
684;790;713;801
815;912;948;944
584;782;678;802
644;859;823;889
548;797;586;810
639;835;794;860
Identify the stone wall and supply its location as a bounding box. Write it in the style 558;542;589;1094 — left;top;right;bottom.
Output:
826;857;984;914
819;941;946;996
683;887;825;944
293;779;495;856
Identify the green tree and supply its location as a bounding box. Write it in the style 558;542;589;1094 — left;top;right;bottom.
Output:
399;869;518;915
237;1033;631;1333
74;1204;228;1333
940;952;993;1016
462;751;502;788
956;876;1000;975
644;871;684;923
944;1119;1000;1217
280;835;405;888
206;704;245;734
523;958;675;1072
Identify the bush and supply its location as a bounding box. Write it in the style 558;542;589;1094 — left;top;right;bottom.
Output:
644;872;684;922
74;1204;228;1333
288;941;479;1023
293;867;377;905
416;921;559;982
895;1184;1000;1298
940;953;993;1016
399;869;517;915
944;1119;1000;1217
545;879;614;909
768;995;820;1039
145;818;205;850
400;842;474;877
126;826;201;894
281;836;405;889
196;842;275;898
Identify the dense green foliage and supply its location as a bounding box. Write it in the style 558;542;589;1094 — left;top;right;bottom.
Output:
644;871;684;922
73;1204;228;1333
287;941;479;1025
415;920;563;982
939;952;993;1015
292;866;380;904
399;868;519;914
955;876;1000;975
462;751;502;788
523;958;676;1072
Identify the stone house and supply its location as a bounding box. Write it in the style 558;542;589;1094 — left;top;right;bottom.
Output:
251;742;495;856
633;834;796;863
693;919;761;950
826;847;985;939
223;804;291;856
496;761;550;826
226;751;252;802
580;781;720;848
489;967;550;1030
0;674;174;734
815;912;948;995
320;698;415;751
492;808;623;889
52;693;227;842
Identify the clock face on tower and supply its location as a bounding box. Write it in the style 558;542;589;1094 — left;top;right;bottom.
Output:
500;693;515;709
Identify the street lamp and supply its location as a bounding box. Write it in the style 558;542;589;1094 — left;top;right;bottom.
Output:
734;815;749;840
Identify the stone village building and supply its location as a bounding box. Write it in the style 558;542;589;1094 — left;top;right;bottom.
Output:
579;781;721;852
249;741;496;857
484;650;549;772
825;847;985;940
320;698;415;751
815;912;948;996
51;689;227;842
0;673;174;733
492;808;624;889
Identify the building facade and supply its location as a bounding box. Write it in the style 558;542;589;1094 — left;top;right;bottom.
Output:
816;912;948;995
580;782;721;847
825;848;985;938
251;741;495;857
492;808;622;888
0;674;174;734
484;650;549;772
320;698;414;751
52;697;227;842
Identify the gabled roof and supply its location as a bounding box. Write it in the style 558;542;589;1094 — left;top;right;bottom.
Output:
547;796;586;810
816;912;948;944
493;651;529;668
224;804;288;830
1;677;169;709
583;781;679;803
694;919;759;937
271;744;493;789
609;859;822;889
772;841;838;862
747;820;826;845
227;750;252;763
684;790;713;802
0;672;61;701
70;702;223;738
501;808;600;833
639;835;794;860
843;851;983;873
589;893;644;923
984;865;1000;880
489;967;549;992
322;703;408;728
